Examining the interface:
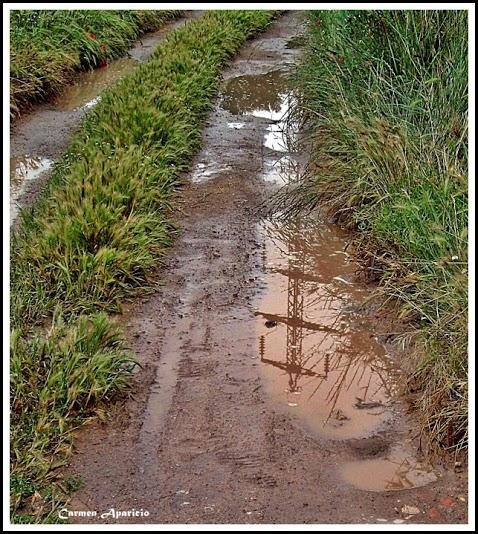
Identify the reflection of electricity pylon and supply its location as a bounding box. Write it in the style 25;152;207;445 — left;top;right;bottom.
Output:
285;225;305;393
259;220;328;393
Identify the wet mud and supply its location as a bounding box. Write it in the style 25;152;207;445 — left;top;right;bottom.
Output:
9;13;199;226
60;12;467;524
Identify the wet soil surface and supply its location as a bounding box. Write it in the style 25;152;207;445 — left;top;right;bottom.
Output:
64;12;467;524
9;12;200;225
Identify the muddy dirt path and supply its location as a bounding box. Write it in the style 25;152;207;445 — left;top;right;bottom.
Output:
65;12;467;524
9;12;200;226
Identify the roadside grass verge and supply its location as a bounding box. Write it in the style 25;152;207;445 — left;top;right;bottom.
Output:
10;313;135;523
280;11;468;453
10;9;182;117
10;10;277;522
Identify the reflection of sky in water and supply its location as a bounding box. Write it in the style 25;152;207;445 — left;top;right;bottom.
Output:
261;95;292;153
227;122;245;129
191;161;233;184
10;155;53;224
341;444;438;492
220;70;299;186
10;155;53;195
257;218;401;440
193;70;297;184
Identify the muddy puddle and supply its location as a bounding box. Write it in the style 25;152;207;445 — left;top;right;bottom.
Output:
255;218;401;440
10;155;53;221
341;443;438;492
220;67;402;441
53;57;139;111
220;69;289;117
214;56;443;493
223;69;297;185
192;68;297;185
254;217;442;492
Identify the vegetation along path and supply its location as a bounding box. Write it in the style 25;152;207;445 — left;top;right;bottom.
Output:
10;11;468;525
61;12;467;524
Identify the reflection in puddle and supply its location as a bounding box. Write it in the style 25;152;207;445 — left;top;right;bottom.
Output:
10;155;53;196
191;69;297;185
227;122;245;129
54;57;139;110
261;94;293;153
341;444;438;491
221;70;289;117
221;70;295;181
191;161;233;183
257;218;400;439
10;155;53;223
262;153;300;185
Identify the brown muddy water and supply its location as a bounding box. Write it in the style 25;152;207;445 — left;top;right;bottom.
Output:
63;13;466;524
197;29;447;497
9;13;199;226
214;47;441;492
53;57;139;111
255;218;440;492
256;218;400;441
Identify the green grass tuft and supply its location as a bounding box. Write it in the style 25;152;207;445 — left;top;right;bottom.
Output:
10;312;136;520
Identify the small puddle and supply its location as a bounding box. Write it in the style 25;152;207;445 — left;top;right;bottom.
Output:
10;155;53;195
54;19;195;111
220;69;289;117
54;57;139;111
10;155;53;221
256;218;400;440
221;70;294;162
341;444;439;492
10;18;194;226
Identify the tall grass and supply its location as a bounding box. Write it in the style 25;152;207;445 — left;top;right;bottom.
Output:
10;10;277;522
282;11;468;452
10;9;182;116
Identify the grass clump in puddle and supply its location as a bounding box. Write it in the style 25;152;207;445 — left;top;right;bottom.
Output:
10;9;182;116
10;10;276;522
282;11;468;453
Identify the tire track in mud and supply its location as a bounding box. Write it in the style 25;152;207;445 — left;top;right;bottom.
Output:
64;12;467;525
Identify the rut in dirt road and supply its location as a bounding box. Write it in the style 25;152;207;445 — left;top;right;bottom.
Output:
9;12;200;226
66;12;467;524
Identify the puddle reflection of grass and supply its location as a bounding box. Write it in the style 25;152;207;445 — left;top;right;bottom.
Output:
258;218;398;430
